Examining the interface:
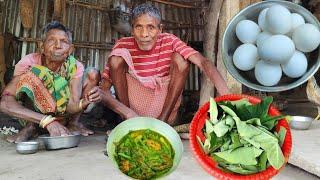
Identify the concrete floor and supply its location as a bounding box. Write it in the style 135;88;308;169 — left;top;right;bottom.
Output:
0;134;319;180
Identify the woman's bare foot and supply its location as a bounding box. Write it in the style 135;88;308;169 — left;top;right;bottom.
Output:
68;122;94;136
6;123;38;143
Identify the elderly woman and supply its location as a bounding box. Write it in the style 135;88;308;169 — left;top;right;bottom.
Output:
0;21;100;143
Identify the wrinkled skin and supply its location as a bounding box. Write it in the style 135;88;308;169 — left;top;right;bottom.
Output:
1;29;100;143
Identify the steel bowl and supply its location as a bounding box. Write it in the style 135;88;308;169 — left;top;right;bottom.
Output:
222;0;320;92
16;141;39;154
290;116;314;130
39;132;81;150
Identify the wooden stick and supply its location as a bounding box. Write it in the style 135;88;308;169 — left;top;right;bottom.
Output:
199;0;224;106
17;37;114;50
150;0;201;9
67;0;108;11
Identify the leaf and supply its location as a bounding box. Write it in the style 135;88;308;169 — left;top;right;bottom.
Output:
225;164;259;175
213;119;229;137
236;97;273;121
203;138;211;154
221;139;231;151
257;151;268;171
261;115;285;130
246;118;262;126
208;132;225;153
196;135;206;153
229;131;242;150
262;141;285;169
225;115;235;130
234;117;285;170
214;146;263;165
209;97;218;124
205;119;215;135
219;105;238;117
277;127;287;147
230;98;252;108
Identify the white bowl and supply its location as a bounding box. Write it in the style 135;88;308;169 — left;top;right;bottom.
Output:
106;117;183;179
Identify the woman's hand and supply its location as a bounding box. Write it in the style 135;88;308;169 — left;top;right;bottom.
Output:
46;121;71;136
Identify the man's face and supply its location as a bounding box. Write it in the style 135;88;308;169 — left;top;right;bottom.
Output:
42;29;73;62
132;14;162;51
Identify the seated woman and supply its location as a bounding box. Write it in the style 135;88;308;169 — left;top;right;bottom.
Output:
0;21;101;143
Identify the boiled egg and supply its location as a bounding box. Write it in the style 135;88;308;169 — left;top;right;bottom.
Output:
266;5;292;34
255;60;282;86
292;23;320;53
281;50;308;78
291;13;305;30
258;35;295;64
233;43;258;71
256;31;272;48
236;20;261;43
258;8;269;32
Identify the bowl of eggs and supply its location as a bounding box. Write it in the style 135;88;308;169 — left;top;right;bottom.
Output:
222;0;320;92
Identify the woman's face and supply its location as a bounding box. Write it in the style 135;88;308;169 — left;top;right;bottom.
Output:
42;29;73;62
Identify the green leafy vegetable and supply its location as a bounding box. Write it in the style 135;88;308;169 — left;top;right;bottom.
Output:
201;97;287;175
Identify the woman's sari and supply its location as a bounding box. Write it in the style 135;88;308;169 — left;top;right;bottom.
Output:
16;56;77;116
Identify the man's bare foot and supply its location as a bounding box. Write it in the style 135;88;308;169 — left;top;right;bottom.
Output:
6;124;38;143
68;122;94;136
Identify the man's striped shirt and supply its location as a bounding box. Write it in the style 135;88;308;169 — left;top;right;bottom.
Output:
102;33;198;80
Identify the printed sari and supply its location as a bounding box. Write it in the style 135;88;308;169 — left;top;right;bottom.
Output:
16;55;77;116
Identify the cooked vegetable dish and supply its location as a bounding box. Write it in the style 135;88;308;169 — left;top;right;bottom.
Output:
114;129;175;179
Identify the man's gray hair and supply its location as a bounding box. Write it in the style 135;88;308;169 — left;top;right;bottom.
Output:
42;21;73;43
131;3;161;25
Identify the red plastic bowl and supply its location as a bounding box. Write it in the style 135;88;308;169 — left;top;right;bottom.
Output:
189;94;292;180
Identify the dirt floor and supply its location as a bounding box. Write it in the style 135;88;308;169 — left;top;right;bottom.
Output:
0;134;319;180
1;86;320;179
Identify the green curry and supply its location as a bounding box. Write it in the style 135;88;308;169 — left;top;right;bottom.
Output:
114;129;175;179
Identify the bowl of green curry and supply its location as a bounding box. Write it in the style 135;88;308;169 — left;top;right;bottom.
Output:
106;117;183;179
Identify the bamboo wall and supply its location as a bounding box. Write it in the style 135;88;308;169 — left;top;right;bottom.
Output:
0;0;207;91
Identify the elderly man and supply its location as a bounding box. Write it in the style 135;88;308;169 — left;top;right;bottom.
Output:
0;21;100;143
99;3;229;126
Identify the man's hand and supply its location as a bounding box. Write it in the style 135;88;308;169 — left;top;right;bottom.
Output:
124;111;139;120
46;121;71;136
85;86;102;103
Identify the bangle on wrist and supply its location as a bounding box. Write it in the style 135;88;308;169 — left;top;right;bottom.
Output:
39;115;56;128
79;99;84;111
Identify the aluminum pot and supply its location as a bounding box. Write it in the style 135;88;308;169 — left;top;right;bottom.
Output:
222;0;320;92
39;132;81;150
290;115;314;130
16;141;39;154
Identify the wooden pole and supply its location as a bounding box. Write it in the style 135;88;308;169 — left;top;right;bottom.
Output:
0;35;5;91
216;0;242;96
199;0;224;106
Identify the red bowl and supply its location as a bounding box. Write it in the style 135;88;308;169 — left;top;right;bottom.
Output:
189;94;292;180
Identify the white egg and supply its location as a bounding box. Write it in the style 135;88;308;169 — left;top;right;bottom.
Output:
292;23;320;52
255;60;282;86
258;35;295;64
256;31;272;48
236;20;261;43
286;13;306;37
266;5;292;34
258;8;269;31
282;51;308;78
291;13;305;30
233;44;258;71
